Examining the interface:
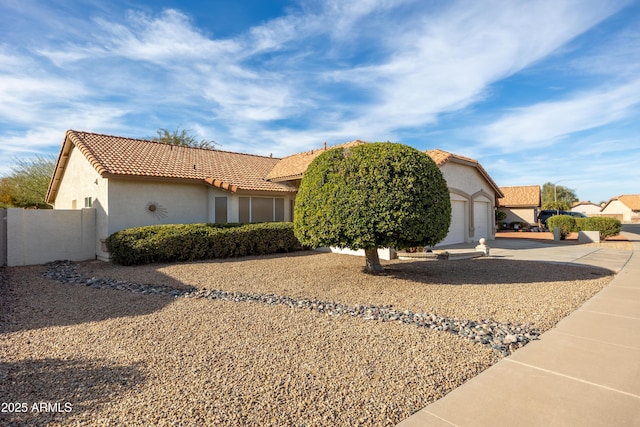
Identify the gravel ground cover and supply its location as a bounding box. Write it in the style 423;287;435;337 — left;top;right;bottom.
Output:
1;252;615;426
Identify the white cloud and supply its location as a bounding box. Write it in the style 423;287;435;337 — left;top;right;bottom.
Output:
0;0;636;202
325;0;627;133
481;78;640;149
0;75;87;124
95;9;240;64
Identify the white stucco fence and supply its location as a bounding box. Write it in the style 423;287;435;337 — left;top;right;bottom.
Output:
2;208;96;267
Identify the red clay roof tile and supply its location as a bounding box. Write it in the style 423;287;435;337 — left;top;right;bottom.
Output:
47;130;296;203
266;140;367;181
498;185;541;207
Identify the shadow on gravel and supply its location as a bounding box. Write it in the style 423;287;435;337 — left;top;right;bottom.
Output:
384;258;614;286
180;249;321;265
0;358;143;426
1;265;177;333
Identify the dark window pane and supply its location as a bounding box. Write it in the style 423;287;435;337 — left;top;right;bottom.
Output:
274;198;284;222
251;198;273;222
215;197;227;224
239;197;250;223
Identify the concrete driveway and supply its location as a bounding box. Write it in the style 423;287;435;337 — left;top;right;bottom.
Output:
398;224;640;426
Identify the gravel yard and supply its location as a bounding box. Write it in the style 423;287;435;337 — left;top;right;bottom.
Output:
1;252;614;426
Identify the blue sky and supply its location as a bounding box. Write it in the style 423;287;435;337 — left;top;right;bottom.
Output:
1;0;639;204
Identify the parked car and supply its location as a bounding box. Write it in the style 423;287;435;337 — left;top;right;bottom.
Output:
537;210;587;228
566;211;588;219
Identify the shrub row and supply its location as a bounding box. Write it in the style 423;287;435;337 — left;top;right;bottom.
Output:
546;215;575;239
106;222;305;266
546;215;621;240
575;217;622;241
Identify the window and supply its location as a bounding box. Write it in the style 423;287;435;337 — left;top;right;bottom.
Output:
239;197;250;223
214;197;227;224
274;198;284;222
251;198;273;222
238;197;286;223
84;197;92;208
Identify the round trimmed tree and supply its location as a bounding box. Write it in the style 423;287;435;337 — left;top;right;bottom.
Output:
294;142;451;273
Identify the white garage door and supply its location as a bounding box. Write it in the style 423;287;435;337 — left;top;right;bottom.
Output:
439;200;465;246
474;201;489;242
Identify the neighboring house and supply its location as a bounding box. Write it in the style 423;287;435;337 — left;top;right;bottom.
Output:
46;131;503;261
600;195;640;222
425;149;503;245
571;201;602;216
497;185;541;226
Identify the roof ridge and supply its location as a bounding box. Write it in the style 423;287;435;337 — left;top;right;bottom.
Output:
67;130;108;176
278;139;368;159
68;129;282;160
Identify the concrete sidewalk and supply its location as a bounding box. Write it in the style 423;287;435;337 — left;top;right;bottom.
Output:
397;226;640;427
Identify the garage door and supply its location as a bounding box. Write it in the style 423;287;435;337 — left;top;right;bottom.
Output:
473;201;489;242
439;201;465;246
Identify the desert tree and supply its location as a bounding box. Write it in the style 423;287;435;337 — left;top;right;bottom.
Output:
148;126;219;149
541;182;578;211
0;156;55;208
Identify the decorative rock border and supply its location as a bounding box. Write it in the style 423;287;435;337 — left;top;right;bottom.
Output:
42;260;540;356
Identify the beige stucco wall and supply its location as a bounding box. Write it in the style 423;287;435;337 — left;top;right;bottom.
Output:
53;146;109;259
499;207;537;225
437;162;497;245
439;162;494;197
601;200;633;221
107;179;210;234
571;204;603;215
7;208;95;266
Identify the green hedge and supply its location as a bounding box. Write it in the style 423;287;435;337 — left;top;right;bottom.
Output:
106;222;305;265
574;217;622;240
547;215;575;239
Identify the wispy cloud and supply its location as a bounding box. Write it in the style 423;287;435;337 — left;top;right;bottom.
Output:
0;0;637;202
480;78;640;150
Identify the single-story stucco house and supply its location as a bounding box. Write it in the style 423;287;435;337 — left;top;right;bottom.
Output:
497;185;541;226
570;201;603;216
599;195;640;222
46;130;502;260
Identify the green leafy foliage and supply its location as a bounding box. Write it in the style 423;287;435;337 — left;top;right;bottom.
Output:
147;127;218;149
546;215;575;239
106;222;304;265
574;217;622;240
0;156;55;208
294;142;451;251
541;182;578;210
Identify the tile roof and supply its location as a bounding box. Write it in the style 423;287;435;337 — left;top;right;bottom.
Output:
498;185;541;207
615;194;640;211
46;132;506;207
47;130;296;203
266;140;368;181
571;201;602;208
425;149;503;198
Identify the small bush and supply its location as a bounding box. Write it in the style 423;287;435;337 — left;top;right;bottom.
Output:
547;215;576;239
106;222;305;266
575;217;622;240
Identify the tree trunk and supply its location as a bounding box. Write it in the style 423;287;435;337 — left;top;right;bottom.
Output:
364;248;384;274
